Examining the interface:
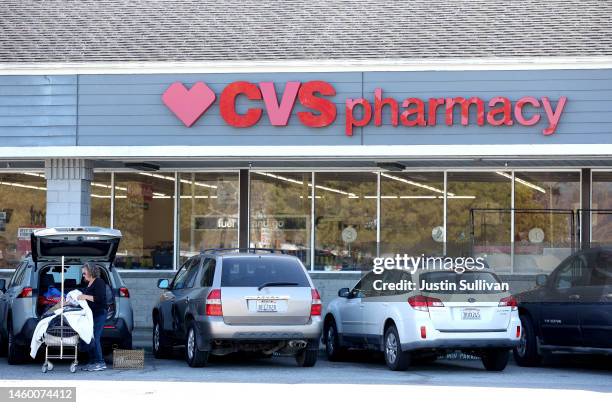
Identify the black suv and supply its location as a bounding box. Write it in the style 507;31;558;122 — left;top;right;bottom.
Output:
513;248;612;366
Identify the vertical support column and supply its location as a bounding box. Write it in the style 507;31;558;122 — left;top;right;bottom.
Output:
376;171;381;258
310;171;315;271
45;158;93;227
239;169;250;249
510;170;516;274
443;171;447;256
173;171;180;270
581;168;591;250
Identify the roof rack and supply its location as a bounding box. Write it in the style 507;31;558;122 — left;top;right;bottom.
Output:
200;248;287;255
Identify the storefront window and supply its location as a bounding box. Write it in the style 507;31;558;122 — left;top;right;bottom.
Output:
0;172;46;269
250;172;311;268
91;172;112;228
179;172;239;265
314;172;377;271
592;171;612;247
447;172;512;273
114;172;175;269
514;172;580;274
380;172;444;257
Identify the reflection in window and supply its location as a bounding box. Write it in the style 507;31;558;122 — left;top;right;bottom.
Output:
314;173;377;271
514;172;579;274
0;172;46;269
592;172;612;247
113;172;175;269
91;172;111;228
250;172;311;268
447;172;511;273
179;173;239;265
380;172;444;256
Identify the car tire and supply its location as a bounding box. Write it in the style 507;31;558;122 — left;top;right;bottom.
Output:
324;319;346;362
185;322;208;368
296;346;318;367
513;314;542;367
152;320;172;359
121;335;133;351
7;323;23;365
0;331;7;357
383;325;410;371
413;353;438;365
481;349;510;371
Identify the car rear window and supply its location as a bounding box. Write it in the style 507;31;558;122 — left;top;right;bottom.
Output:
419;270;504;294
221;257;310;287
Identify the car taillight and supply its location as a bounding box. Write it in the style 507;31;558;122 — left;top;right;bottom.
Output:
17;287;32;298
499;296;518;310
408;295;444;312
206;289;223;316
119;287;130;298
310;289;322;316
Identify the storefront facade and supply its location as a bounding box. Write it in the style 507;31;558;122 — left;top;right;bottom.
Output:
1;65;611;326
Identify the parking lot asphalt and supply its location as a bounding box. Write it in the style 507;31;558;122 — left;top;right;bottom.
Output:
0;347;610;393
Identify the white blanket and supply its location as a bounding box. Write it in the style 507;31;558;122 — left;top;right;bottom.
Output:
30;289;94;358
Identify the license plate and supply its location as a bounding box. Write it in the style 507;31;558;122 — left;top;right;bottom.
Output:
256;300;278;312
462;308;481;320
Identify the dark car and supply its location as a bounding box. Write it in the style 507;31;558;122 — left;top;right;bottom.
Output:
513;248;612;366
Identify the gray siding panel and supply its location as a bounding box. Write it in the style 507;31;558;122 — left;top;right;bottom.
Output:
0;75;77;146
0;70;611;149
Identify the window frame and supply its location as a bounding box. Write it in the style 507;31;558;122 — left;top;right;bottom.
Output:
200;258;217;287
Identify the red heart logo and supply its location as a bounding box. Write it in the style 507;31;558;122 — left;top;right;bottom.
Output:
162;82;216;127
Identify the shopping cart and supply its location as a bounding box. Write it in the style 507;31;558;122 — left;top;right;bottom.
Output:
40;255;80;374
41;321;79;373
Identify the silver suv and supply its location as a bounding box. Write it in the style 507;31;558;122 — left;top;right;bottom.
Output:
0;227;134;364
152;249;322;367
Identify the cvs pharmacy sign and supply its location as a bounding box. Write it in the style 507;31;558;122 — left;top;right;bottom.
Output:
162;80;567;136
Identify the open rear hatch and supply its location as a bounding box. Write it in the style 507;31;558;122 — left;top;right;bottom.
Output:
31;227;122;263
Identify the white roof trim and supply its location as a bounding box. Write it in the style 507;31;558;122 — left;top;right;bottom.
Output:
1;145;612;160
1;56;612;75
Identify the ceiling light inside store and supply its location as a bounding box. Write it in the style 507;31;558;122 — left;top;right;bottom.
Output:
495;172;546;193
0;181;46;191
255;171;355;197
138;172;217;189
379;172;454;196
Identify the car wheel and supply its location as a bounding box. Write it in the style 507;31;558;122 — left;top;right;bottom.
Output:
383;325;410;371
324;319;345;361
481;349;510;371
296;344;318;367
152;320;172;359
7;323;23;365
513;314;542;367
185;322;208;368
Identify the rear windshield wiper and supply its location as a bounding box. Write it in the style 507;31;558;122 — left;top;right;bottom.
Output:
258;282;299;291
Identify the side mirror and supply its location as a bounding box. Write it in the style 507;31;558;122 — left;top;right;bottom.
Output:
338;287;350;298
536;274;548;287
157;278;170;289
0;279;5;293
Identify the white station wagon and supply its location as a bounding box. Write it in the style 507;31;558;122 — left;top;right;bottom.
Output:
323;268;521;371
